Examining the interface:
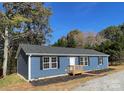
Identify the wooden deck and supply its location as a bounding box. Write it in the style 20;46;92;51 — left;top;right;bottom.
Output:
68;65;84;76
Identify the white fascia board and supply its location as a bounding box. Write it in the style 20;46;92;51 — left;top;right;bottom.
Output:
26;53;110;57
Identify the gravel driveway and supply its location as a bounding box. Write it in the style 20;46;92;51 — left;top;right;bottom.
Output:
73;70;124;91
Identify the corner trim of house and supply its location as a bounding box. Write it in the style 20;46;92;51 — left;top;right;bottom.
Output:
29;74;68;81
17;73;29;82
28;55;31;81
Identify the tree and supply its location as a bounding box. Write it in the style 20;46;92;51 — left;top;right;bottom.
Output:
98;26;122;41
96;24;124;64
0;11;32;77
53;36;67;47
53;29;84;48
53;23;124;65
3;2;52;44
73;31;84;47
0;36;4;69
67;38;77;48
96;40;122;65
0;3;52;76
95;34;106;45
67;29;83;48
83;32;96;48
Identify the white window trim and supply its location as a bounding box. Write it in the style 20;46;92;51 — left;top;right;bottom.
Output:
80;57;89;66
51;57;58;69
42;56;58;70
42;56;50;70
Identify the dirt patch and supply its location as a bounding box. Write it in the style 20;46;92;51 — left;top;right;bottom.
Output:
31;74;94;86
86;68;115;74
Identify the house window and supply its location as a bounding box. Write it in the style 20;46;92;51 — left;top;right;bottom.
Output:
43;57;50;69
80;57;84;65
42;56;58;70
80;57;89;66
51;57;58;68
98;57;103;65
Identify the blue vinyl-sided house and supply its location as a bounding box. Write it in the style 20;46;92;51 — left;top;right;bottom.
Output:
16;44;109;81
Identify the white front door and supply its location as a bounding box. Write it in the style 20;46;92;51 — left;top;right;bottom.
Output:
70;57;76;65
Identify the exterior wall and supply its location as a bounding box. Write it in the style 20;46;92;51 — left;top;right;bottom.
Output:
17;49;28;79
31;56;70;79
30;56;109;80
82;56;109;71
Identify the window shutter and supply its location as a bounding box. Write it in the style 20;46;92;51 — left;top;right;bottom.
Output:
88;57;90;66
78;56;80;65
98;57;99;65
58;57;60;69
101;57;103;64
40;57;43;70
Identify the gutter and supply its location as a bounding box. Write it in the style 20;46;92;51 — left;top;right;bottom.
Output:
26;53;110;57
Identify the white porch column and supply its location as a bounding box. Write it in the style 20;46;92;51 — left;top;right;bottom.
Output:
28;55;31;81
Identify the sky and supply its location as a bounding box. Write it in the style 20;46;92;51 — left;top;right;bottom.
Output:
1;2;124;44
45;2;124;44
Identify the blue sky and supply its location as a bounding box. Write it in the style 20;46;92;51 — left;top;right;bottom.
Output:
45;2;124;44
1;3;124;44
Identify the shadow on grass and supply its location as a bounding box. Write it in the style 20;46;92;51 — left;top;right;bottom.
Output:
30;68;115;86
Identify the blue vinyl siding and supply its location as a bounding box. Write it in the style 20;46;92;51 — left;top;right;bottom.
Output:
17;49;28;79
31;56;70;79
82;56;108;71
30;56;109;80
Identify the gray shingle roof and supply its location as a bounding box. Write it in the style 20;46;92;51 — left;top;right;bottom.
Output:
16;44;109;57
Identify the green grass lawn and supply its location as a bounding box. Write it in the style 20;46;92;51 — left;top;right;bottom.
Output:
0;73;26;88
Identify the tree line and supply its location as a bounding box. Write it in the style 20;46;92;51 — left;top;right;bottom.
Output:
53;25;124;65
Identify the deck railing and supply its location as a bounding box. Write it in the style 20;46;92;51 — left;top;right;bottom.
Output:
68;65;83;71
68;65;84;75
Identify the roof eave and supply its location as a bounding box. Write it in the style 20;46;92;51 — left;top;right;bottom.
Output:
26;53;110;57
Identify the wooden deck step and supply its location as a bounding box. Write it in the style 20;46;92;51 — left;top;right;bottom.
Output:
68;65;84;76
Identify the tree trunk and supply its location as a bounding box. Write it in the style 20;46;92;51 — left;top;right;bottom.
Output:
3;27;9;77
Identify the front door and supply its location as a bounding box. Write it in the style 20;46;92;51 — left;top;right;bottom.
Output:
69;57;76;65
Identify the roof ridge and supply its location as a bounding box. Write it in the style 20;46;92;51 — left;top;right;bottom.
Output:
50;46;93;50
19;44;93;50
16;44;109;56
